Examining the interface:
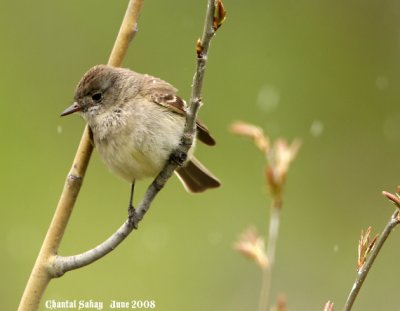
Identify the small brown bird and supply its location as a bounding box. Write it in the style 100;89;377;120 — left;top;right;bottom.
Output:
61;65;220;199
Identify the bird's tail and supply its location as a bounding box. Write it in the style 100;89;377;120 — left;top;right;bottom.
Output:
175;157;221;193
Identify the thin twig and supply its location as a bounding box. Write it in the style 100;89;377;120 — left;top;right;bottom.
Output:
343;210;400;311
51;0;224;274
184;0;221;147
259;200;282;311
18;1;144;310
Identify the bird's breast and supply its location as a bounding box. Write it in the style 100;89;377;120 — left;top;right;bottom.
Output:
90;103;189;182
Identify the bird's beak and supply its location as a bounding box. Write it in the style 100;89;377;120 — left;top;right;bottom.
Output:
60;102;81;117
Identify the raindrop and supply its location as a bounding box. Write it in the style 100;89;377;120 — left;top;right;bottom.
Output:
333;244;339;253
310;120;324;137
256;85;280;112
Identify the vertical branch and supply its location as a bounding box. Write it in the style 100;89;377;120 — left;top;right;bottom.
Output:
184;0;215;139
231;122;299;311
108;0;144;67
17;1;144;310
184;0;225;144
259;200;281;311
266;201;282;266
343;210;400;311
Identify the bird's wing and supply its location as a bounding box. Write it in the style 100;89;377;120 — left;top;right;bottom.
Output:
141;74;216;146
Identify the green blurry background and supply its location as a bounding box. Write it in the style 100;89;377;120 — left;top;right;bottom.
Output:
2;0;400;310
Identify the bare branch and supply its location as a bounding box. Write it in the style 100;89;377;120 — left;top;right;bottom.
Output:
18;1;144;310
51;0;225;274
258;201;281;311
183;0;221;147
108;0;144;67
343;210;400;311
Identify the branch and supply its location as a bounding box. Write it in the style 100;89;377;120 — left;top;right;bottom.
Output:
185;0;226;147
50;0;226;274
53;167;173;273
108;0;143;67
258;199;282;311
18;1;144;310
342;210;400;311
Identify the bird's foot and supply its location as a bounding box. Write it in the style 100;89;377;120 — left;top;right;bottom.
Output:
169;149;187;167
128;205;140;229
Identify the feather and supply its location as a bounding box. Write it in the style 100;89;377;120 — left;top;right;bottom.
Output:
141;74;216;146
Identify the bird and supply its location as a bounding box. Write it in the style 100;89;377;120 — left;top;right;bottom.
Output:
61;65;220;207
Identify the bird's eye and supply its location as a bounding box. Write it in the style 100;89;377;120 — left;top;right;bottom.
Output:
91;92;102;103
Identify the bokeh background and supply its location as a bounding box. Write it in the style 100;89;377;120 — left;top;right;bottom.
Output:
3;1;400;310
